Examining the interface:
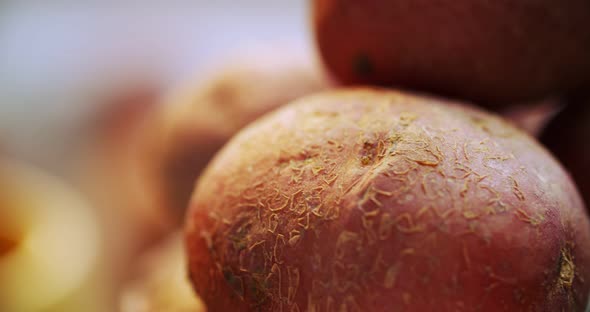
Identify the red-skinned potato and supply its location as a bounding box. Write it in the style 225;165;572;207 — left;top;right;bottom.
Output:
135;51;331;225
312;0;590;106
185;88;590;311
541;96;590;208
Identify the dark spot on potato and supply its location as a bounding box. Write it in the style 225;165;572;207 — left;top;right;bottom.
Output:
223;268;245;299
353;53;374;77
360;141;377;166
245;276;270;306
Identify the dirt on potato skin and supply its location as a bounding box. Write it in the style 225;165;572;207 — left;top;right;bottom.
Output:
185;88;590;311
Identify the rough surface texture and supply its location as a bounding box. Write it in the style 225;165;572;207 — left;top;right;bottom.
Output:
541;96;590;209
135;54;330;224
313;0;590;106
185;88;590;311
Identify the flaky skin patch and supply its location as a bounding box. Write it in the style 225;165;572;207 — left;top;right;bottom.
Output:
185;88;590;312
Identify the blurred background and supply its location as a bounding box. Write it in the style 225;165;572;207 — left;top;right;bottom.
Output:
0;2;314;311
0;2;311;165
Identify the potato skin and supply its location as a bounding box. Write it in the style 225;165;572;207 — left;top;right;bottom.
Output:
312;0;590;106
136;54;330;224
185;88;590;311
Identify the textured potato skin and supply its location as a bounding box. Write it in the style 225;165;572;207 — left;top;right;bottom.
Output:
185;88;590;311
136;55;330;224
312;0;590;106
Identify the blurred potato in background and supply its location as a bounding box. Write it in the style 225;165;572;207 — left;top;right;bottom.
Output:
120;232;205;312
71;80;168;308
132;46;332;228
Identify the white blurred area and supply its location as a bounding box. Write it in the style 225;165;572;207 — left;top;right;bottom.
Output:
0;1;311;167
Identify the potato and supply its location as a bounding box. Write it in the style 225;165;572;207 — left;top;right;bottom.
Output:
185;88;590;311
73;82;171;307
135;52;331;225
312;0;590;106
120;233;205;312
79;82;169;235
541;96;590;208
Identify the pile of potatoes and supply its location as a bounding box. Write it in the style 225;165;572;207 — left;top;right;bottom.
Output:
77;2;590;311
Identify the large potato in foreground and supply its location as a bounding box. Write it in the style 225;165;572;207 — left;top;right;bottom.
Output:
136;52;331;224
313;0;590;106
186;88;590;311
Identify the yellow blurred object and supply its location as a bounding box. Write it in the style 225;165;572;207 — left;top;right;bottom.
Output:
120;232;206;312
0;158;101;312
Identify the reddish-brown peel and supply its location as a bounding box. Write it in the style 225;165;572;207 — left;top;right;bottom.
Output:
186;88;590;311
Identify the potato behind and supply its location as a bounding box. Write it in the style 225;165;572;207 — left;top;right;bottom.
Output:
134;49;332;226
313;0;590;106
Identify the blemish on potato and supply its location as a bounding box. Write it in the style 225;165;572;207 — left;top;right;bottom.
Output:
384;264;400;289
403;292;412;305
274;234;286;264
335;231;361;260
268;214;280;233
395;212;425;233
352;53;374;77
288;230;302;247
558;248;575;288
265;263;283;300
510;177;526;201
287;266;300;303
223;268;245;299
325;295;335;312
515;208;546;226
